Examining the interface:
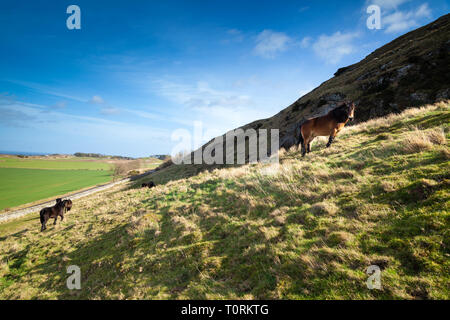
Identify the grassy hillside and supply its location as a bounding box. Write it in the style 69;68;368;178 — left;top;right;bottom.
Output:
0;101;448;299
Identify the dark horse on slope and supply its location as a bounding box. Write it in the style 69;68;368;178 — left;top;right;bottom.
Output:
40;198;73;231
297;101;356;157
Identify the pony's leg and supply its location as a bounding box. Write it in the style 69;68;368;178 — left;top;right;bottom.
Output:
302;137;311;156
326;129;338;148
60;214;64;221
53;218;57;225
307;141;312;153
326;135;334;147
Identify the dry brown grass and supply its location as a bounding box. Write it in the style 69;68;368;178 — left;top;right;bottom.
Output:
326;231;354;247
310;201;339;216
440;148;450;160
402;129;434;153
401;127;447;154
380;180;397;193
427;128;446;145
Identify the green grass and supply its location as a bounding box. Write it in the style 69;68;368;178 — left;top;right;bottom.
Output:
0;102;448;299
0;157;112;170
0;168;113;211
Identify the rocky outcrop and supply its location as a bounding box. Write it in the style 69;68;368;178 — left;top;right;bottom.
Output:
271;14;450;149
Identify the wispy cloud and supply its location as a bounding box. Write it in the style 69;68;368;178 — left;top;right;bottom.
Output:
300;36;312;48
5;80;87;103
100;107;120;115
369;0;410;10
383;3;432;33
312;31;360;64
90;95;105;104
151;78;273;140
154;80;252;111
0;95;170;147
253;30;292;59
0;108;36;128
53;101;67;109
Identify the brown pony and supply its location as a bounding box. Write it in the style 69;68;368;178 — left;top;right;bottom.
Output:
297;101;355;157
39;198;72;231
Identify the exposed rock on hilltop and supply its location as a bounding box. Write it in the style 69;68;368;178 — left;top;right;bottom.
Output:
243;14;450;149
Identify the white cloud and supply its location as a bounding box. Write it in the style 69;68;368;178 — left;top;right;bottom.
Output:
300;36;312;48
383;3;432;33
151;79;274;140
100;107;120;115
254;30;292;59
90;95;104;104
369;0;410;10
312;31;360;64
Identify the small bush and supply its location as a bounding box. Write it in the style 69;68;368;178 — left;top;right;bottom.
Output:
128;170;140;176
156;159;173;171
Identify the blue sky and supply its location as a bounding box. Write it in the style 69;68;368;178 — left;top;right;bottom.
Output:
0;0;448;157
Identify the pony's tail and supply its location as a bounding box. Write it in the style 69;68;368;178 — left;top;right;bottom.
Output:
39;209;45;224
296;124;304;146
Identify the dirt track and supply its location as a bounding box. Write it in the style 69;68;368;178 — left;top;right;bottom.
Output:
0;170;154;223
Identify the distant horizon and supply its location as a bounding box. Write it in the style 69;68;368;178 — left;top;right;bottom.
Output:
0;150;168;158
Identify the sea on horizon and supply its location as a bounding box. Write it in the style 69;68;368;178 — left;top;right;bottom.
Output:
0;151;50;156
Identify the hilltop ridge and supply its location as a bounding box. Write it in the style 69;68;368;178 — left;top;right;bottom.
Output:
161;13;450;172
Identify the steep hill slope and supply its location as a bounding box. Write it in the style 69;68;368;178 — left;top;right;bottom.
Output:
1;101;448;299
158;13;449;174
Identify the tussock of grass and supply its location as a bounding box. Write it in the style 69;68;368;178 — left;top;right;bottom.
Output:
310;201;339;216
0;101;449;300
401;128;446;154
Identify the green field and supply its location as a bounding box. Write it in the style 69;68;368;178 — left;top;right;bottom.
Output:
0;157;111;170
0;158;113;211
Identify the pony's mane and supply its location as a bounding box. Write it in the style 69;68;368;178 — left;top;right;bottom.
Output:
55;200;65;209
330;104;350;123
